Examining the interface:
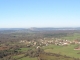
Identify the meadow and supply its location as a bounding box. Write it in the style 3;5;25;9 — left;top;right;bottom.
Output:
44;44;80;58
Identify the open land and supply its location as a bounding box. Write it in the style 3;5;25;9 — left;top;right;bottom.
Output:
0;28;80;60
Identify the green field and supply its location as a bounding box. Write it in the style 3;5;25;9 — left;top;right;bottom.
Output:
19;48;29;52
13;54;37;60
39;53;78;60
13;54;24;59
43;44;80;58
18;57;37;60
62;33;80;40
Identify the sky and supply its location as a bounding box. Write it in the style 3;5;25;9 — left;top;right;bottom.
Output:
0;0;80;28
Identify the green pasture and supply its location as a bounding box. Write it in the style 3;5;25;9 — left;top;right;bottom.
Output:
18;57;37;60
43;44;80;58
19;48;29;52
39;53;76;60
62;33;80;40
13;54;24;59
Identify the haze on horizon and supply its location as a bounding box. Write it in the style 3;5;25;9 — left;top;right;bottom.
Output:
0;0;80;28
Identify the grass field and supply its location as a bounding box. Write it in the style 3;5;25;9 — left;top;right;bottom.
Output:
19;48;29;52
18;57;37;60
13;54;24;59
39;53;78;60
62;33;80;40
43;44;80;58
13;54;37;60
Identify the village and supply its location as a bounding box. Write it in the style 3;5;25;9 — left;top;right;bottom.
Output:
19;37;80;49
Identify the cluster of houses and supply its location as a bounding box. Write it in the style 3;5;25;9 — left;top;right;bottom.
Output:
19;38;80;49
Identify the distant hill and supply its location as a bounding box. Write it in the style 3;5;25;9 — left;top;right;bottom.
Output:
0;28;26;31
0;27;80;32
28;27;80;31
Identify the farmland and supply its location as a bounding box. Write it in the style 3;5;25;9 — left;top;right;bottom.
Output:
44;44;80;58
0;29;80;60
